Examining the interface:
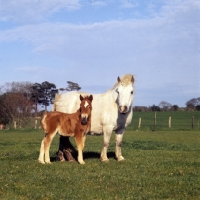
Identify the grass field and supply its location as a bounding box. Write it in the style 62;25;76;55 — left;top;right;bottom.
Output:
0;127;200;199
130;111;200;131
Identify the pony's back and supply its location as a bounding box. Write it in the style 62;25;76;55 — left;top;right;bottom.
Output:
53;74;134;162
53;91;118;135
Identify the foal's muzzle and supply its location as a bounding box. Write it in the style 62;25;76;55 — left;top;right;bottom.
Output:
81;117;87;125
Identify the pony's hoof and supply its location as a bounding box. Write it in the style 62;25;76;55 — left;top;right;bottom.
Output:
100;157;109;162
45;161;52;164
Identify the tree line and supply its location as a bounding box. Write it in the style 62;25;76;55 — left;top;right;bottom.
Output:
0;80;199;128
0;81;81;128
133;98;200;112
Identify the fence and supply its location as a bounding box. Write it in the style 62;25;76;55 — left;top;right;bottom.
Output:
129;111;200;131
2;111;200;131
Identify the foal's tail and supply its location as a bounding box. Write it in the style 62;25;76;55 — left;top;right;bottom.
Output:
40;112;48;133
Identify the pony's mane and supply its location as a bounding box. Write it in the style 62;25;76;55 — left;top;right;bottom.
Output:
111;74;134;90
54;93;61;104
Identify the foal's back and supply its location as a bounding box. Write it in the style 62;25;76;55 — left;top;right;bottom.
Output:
41;111;79;136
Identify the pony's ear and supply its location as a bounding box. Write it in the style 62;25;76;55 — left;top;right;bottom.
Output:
88;95;93;101
80;95;84;100
117;76;121;82
131;76;134;83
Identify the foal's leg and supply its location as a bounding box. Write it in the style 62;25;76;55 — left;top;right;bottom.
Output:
100;126;112;162
44;132;56;164
75;134;85;164
115;131;125;161
38;139;45;164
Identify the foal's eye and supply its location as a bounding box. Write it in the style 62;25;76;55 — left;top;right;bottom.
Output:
131;91;133;94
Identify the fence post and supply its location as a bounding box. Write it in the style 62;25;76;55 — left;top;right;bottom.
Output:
168;116;171;128
154;112;156;131
138;117;141;128
14;121;17;129
192;116;194;129
34;119;37;129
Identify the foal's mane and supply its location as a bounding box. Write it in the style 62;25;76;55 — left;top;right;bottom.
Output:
111;74;134;90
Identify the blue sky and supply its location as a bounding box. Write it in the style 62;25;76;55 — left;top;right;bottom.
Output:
0;0;199;107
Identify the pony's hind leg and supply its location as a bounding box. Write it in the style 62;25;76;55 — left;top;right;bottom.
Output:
100;127;112;162
115;132;125;161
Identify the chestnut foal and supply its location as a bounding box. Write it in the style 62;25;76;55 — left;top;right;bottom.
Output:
38;95;93;164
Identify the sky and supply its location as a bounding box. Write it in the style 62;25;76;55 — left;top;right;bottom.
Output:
0;0;199;108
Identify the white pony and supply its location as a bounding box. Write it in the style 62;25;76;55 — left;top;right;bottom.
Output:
53;74;135;162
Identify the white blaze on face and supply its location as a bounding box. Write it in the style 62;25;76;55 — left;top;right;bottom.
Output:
81;100;89;119
84;101;89;108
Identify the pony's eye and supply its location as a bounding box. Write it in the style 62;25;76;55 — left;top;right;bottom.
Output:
131;91;133;94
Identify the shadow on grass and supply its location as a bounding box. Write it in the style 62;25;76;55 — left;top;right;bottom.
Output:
50;151;116;162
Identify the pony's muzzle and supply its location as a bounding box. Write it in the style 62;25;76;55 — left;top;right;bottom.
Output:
119;106;128;114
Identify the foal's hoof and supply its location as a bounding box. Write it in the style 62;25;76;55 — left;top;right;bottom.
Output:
38;160;45;164
79;161;85;165
117;156;125;162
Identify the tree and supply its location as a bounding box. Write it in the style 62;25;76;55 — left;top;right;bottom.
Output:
151;105;160;112
59;81;81;92
31;81;58;112
186;97;200;111
159;101;172;111
30;83;42;116
185;97;200;110
0;82;34;127
171;105;179;111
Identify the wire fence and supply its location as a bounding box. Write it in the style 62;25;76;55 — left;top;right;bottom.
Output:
128;111;200;131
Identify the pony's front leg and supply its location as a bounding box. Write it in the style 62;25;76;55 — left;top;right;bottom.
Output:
75;135;85;164
100;127;112;162
115;131;125;161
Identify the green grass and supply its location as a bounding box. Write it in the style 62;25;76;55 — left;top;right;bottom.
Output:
0;129;200;199
129;111;200;131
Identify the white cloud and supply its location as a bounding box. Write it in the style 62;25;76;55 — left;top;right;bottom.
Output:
0;0;199;106
0;0;81;23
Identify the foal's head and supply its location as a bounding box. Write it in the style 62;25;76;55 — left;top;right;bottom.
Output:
79;95;93;125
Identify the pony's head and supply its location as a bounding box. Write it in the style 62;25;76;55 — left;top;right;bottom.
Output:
79;95;93;125
114;74;134;114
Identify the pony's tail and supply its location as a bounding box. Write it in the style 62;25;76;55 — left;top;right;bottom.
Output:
40;112;48;133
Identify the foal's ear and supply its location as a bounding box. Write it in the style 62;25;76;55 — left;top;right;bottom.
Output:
80;95;84;100
88;95;93;101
